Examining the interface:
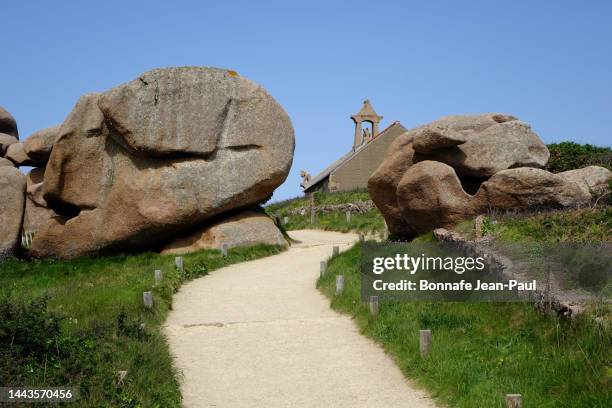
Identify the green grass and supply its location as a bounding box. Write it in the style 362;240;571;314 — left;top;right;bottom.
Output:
266;189;386;234
318;244;612;407
0;244;284;407
485;207;612;243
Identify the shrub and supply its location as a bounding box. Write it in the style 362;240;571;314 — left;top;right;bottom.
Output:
545;142;611;173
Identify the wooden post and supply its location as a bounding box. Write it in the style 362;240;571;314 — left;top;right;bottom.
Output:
346;211;351;223
310;193;316;224
383;222;389;240
143;291;153;309
505;394;522;408
320;261;327;278
221;243;228;258
336;275;345;295
154;269;163;286
175;256;184;272
369;295;379;316
419;329;432;357
359;233;365;243
333;246;339;256
117;370;128;385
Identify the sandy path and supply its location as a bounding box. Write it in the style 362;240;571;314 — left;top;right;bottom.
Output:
165;230;437;408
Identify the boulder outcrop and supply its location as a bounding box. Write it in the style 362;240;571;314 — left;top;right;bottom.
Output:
478;168;591;209
0;166;26;259
557;166;612;198
161;210;286;255
30;67;294;258
416;114;549;177
369;113;610;238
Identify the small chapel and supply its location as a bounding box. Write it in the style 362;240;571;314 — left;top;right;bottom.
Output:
300;100;407;193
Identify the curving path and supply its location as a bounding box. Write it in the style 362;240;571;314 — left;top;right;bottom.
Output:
165;230;437;408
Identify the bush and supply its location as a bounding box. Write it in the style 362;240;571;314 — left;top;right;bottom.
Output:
545;142;611;173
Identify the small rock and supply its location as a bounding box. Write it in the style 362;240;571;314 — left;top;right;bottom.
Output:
23;125;60;164
1;133;18;156
5;143;36;166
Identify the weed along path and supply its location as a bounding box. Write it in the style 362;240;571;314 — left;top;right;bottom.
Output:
165;230;436;408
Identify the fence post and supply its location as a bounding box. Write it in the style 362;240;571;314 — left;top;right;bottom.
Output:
420;329;432;357
346;211;351;223
175;256;184;272
320;261;327;278
310;193;316;224
333;246;339;256
221;243;228;258
154;269;163;286
369;295;379;316
143;291;153;309
336;275;345;295
505;394;522;408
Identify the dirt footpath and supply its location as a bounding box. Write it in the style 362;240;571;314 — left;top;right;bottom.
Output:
165;230;437;407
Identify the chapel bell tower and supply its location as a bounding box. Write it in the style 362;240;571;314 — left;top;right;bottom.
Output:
351;99;383;150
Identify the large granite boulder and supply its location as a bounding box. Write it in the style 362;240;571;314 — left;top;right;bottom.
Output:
23;125;60;164
557;166;612;198
417;114;549;177
368;131;418;237
396;161;486;235
31;67;294;258
478;168;591;209
0;106;18;138
161;210;286;255
369;113;604;239
0;167;26;259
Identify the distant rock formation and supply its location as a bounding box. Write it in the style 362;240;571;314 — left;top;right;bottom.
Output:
369;113;611;238
1;67;294;259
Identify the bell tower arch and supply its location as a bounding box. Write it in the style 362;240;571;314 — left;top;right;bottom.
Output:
351;99;383;150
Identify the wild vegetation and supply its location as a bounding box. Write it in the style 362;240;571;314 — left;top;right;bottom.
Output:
0;245;283;407
545;141;611;173
318;227;611;407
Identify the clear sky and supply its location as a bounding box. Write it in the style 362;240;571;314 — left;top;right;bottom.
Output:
2;0;611;202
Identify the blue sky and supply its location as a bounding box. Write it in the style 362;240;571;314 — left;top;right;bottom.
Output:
2;0;611;202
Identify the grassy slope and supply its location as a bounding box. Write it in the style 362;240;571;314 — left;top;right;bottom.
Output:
317;207;612;407
266;189;385;233
0;245;283;407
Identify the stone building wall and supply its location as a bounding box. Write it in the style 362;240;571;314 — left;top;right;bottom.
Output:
328;123;407;192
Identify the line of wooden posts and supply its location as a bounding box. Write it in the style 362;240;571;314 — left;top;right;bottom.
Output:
141;235;523;407
141;245;230;310
321;243;523;408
